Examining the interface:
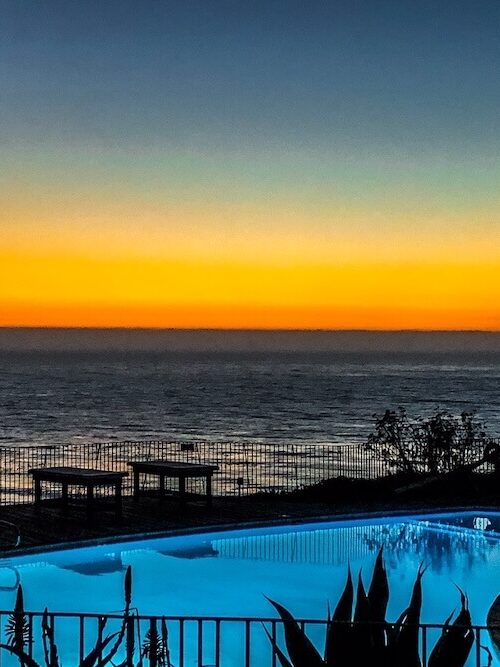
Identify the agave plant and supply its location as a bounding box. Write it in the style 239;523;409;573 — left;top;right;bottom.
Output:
266;549;480;667
0;562;491;667
140;619;172;667
0;566;135;667
427;588;475;667
5;585;30;666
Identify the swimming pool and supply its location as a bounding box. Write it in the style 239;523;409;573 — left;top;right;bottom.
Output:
0;511;498;665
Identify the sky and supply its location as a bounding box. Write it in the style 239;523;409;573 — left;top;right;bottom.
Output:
1;0;500;329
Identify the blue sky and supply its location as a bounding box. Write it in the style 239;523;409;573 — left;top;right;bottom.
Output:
3;0;500;153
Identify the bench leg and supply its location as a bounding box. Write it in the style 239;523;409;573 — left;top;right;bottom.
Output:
115;480;122;520
34;478;41;513
179;476;186;506
206;475;212;507
61;483;68;512
87;485;94;518
133;470;140;501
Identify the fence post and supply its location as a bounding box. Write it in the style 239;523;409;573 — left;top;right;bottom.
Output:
422;625;427;667
197;619;203;667
245;620;251;667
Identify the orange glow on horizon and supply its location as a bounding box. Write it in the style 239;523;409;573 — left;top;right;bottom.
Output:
1;302;499;331
1;247;499;330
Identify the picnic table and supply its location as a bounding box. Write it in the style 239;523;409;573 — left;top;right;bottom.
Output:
127;460;218;506
29;466;127;519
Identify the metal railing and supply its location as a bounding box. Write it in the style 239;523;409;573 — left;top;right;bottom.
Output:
0;438;495;506
0;440;392;505
0;609;496;667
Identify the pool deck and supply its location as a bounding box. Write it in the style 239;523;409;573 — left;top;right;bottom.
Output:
0;494;338;554
0;493;498;556
2;495;394;557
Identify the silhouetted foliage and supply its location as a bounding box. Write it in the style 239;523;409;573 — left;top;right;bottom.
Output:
365;408;492;475
1;567;134;667
141;620;171;667
6;585;30;665
266;550;489;667
1;563;496;667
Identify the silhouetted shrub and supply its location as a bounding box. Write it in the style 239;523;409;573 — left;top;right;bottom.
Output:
365;408;492;475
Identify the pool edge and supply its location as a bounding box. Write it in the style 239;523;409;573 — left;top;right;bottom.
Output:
2;504;499;560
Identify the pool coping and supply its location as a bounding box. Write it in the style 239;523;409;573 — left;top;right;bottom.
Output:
2;504;499;559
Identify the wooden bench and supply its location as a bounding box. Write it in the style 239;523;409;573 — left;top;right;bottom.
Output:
128;460;218;506
29;466;127;519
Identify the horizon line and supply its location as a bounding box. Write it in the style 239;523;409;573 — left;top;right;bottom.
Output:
1;326;500;333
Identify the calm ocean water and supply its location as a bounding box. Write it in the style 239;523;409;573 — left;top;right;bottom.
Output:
0;330;499;447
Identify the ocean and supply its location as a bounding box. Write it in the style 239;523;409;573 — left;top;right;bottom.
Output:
0;329;499;447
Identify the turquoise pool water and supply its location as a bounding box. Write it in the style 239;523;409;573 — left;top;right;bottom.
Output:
0;511;498;665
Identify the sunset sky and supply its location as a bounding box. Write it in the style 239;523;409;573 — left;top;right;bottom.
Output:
1;1;499;329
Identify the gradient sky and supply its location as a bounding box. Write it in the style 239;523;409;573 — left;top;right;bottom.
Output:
1;0;499;329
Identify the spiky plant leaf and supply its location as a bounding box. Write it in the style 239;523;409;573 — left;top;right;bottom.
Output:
262;624;294;667
0;643;41;667
481;645;493;667
92;566;133;667
140;619;171;667
141;624;166;667
41;609;60;667
6;585;30;667
323;602;331;662
6;586;30;655
105;567;133;661
428;591;474;667
324;568;353;666
353;571;370;624
112;612;142;667
267;598;324;667
352;571;377;666
388;564;425;667
124;567;132;607
368;549;389;623
367;548;390;663
125;616;135;667
41;610;51;667
80;630;119;667
141;626;159;662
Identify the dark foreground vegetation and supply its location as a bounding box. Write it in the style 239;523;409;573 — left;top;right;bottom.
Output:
365;409;496;476
267;550;491;667
2;558;497;667
287;408;499;507
285;469;499;506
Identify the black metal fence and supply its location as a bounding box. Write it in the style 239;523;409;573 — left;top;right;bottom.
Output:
0;438;495;506
0;440;390;505
0;609;496;667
